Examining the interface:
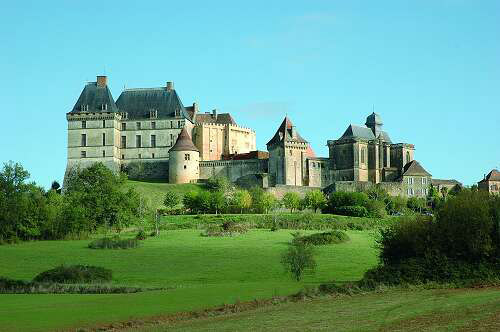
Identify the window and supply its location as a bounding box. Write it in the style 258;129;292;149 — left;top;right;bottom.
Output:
138;154;142;159
178;120;182;128
152;153;155;159
82;121;86;129
422;177;426;185
136;135;142;148
406;151;411;164
170;121;173;128
170;133;174;145
408;177;413;185
102;133;106;146
136;122;141;130
81;134;87;147
183;165;187;169
150;110;157;119
407;188;413;196
81;151;86;158
289;150;292;156
151;135;156;148
361;148;366;164
102;120;106;128
121;136;126;148
121;123;126;131
151;121;156;129
102;150;105;157
121;154;124;159
185;153;190;161
102;104;107;111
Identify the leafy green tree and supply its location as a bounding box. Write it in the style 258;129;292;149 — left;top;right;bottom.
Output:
281;237;317;281
304;190;327;213
206;176;230;193
197;190;212;214
250;187;278;214
282;192;301;213
183;191;199;213
232;190;252;213
163;191;180;211
210;191;226;214
64;163;140;232
50;180;61;194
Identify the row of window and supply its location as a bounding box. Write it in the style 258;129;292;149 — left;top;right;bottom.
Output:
81;133;178;148
407;188;428;196
80;151;160;159
407;177;428;185
80;121;184;130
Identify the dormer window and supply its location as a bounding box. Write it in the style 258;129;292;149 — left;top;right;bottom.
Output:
120;112;128;119
175;108;180;117
149;109;157;119
101;104;108;111
80;104;89;112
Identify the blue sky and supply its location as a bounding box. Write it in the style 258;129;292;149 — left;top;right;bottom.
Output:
1;0;499;188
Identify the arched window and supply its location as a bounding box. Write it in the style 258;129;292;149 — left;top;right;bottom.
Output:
406;151;411;163
361;148;366;164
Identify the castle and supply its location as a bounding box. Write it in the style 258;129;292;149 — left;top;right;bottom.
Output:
66;76;436;197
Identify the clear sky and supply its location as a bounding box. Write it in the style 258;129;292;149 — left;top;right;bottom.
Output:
1;0;499;188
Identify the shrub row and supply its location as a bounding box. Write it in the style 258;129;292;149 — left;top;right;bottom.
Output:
33;265;112;284
293;231;350;246
201;222;250;237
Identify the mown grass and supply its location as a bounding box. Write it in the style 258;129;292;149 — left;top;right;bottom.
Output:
125;180;204;210
133;287;500;332
0;229;377;331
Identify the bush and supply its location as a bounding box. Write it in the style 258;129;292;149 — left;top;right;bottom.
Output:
201;222;249;237
365;199;387;218
293;231;350;246
334;205;368;217
136;230;147;240
326;192;369;213
88;236;139;249
33;265;112;284
281;239;317;281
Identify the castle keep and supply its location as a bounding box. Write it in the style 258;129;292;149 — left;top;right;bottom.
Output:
66;76;433;197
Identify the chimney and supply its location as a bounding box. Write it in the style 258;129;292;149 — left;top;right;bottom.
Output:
291;126;297;138
97;75;107;87
212;109;217;119
193;102;199;114
166;81;174;91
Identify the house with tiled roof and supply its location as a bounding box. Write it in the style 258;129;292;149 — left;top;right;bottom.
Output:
478;169;500;195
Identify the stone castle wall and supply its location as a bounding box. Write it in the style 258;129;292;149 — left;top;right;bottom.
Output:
199;159;268;182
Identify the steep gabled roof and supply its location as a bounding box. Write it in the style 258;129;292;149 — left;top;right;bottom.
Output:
169;127;199;152
195;112;236;125
116;87;192;121
339;125;376;140
402;160;432;177
70;82;119;113
377;131;392;143
266;116;308;146
480;169;500;182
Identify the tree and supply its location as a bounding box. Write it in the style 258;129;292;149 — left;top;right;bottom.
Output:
64;163;140;232
304;190;327;213
281;237;317;281
206;176;230;193
183;191;199;213
210;191;226;214
282;192;301;213
163;191;180;211
232;190;252;214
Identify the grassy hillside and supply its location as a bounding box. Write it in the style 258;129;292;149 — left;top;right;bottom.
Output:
0;229;377;331
125;180;204;210
134;287;500;331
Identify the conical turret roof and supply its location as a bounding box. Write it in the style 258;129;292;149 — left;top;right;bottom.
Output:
170;127;199;152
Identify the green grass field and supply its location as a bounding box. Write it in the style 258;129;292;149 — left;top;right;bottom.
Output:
0;229;377;331
125;180;203;210
134;287;500;331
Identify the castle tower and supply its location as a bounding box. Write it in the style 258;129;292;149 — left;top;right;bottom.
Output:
266;117;309;186
169;127;199;183
64;75;122;185
365;112;383;137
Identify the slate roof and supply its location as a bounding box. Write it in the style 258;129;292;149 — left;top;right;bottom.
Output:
169;127;199;152
432;179;462;186
195;113;236;125
377;131;392;143
402;160;432;177
115;87;193;121
339;125;376;140
70;82;119;113
479;169;500;182
365;112;383;126
266;117;308;146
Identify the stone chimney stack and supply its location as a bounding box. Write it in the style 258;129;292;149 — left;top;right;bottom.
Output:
97;75;107;87
166;81;174;91
193;102;199;114
212;109;217;120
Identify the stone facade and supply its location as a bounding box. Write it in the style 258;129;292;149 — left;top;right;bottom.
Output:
478;169;500;195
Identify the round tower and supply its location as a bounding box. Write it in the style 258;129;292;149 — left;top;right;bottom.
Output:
169;127;199;184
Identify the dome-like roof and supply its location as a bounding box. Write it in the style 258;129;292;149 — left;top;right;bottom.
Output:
365;112;383;126
170;127;199;152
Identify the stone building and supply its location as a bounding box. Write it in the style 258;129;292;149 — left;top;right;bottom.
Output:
65;76;255;181
478;169;500;195
66;76;441;198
